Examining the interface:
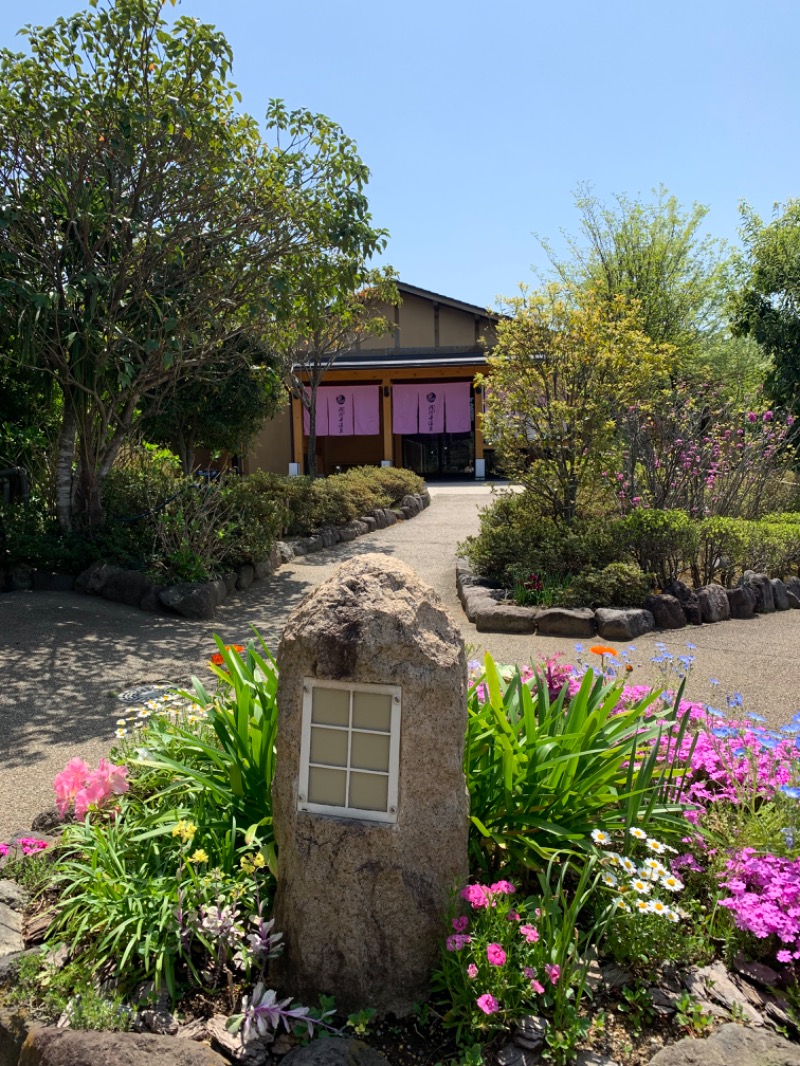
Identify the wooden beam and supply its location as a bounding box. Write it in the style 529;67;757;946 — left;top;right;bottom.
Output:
297;365;484;384
291;393;304;472
474;385;484;461
381;379;393;464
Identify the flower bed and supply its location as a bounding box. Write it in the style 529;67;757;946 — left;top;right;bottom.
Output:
3;640;800;1065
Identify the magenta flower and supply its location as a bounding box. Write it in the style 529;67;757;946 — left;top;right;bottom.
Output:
53;757;90;816
446;934;472;952
461;884;490;909
506;910;521;922
476;993;499;1015
486;942;507;967
520;924;539;943
489;880;515;895
545;963;561;985
467;963;478;979
524;968;545;994
452;915;469;933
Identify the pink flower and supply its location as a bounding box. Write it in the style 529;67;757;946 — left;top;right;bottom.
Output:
53;758;90;816
506;910;521;922
777;949;793;964
467;963;478;979
461;884;491;909
747;412;758;423
486;942;507;967
476;993;499;1015
452;915;469;933
520;924;539;943
524;968;545;994
490;880;515;895
446;934;472;952
545;963;561;985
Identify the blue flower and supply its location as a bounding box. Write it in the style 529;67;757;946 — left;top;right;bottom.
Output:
760;737;779;751
795;735;800;753
782;725;800;735
745;713;766;723
711;727;737;739
574;644;585;654
727;693;744;709
705;706;727;718
685;643;697;651
781;786;800;800
709;678;720;686
731;747;747;758
792;711;800;726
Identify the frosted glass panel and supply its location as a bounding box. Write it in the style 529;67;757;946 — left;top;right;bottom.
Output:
310;726;348;767
350;731;390;772
352;691;392;732
308;767;346;806
312;687;350;727
349;772;389;812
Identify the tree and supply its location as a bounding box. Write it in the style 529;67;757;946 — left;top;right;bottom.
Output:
483;286;670;524
731;200;800;412
282;267;398;478
140;338;282;475
0;0;386;528
541;185;742;376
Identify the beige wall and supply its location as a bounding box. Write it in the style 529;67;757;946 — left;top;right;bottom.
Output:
439;305;476;347
395;293;434;347
246;397;292;475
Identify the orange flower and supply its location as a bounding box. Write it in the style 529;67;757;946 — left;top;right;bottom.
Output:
209;644;245;667
589;644;618;658
625;663;634;673
210;653;225;665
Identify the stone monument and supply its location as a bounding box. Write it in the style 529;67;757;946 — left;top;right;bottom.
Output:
271;553;469;1016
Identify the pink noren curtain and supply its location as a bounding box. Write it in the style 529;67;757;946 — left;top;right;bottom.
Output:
352;385;380;435
417;385;445;434
303;389;329;436
443;382;472;432
392;384;419;434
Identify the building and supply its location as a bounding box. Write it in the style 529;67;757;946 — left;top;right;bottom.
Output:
246;282;498;480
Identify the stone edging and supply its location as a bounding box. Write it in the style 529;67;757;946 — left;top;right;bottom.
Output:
456;558;800;639
5;492;430;622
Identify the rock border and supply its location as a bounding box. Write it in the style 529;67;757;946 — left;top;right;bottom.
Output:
456;559;800;638
5;492;431;622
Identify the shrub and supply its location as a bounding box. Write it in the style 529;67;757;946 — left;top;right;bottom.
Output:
694;516;755;587
747;513;800;576
362;465;424;500
618;508;697;587
461;493;615;586
465;655;690;875
564;562;653;609
217;475;284;567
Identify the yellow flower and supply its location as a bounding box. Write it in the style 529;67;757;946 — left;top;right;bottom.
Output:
188;849;208;864
172;820;197;842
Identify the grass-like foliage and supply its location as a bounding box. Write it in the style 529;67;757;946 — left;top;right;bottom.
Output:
465;655;692;874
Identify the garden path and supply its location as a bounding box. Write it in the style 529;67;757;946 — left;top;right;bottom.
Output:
1;483;800;838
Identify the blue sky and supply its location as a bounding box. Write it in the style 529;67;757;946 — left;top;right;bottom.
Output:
2;1;799;309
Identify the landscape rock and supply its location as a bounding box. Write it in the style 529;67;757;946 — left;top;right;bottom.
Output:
643;594;686;630
272;554;469;1016
320;527;340;548
0;900;23;957
382;509;397;526
305;534;324;553
253;559;273;581
206;1014;271;1064
647;1023;800;1066
461;585;498;623
359;516;377;533
772;578;790;610
536;607;596;637
475;603;538;633
727;584;758;619
83;562;125;596
601;964;633;990
137;1009;179;1036
158;582;218;621
282;1039;389;1066
0;879;28;910
276;541;295;565
287;540;308;558
576;1054;619;1066
18;1027;231;1066
595;608;654;641
496;1045;539;1066
401;494;421;516
236;564;255;591
101;569;152;607
370;510;387;530
696;583;731;623
0;1004;31;1066
693;961;763;1025
788;591;800;610
513;1014;547;1051
138;585;164;612
337;522;366;542
785;575;800;601
31;572;76;592
740;570;775;613
733;954;780;989
663;579;702;625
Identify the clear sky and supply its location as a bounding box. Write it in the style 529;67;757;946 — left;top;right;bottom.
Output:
2;0;799;310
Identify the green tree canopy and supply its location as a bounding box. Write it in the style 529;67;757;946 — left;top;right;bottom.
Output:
731;200;800;411
541;185;752;382
0;0;386;527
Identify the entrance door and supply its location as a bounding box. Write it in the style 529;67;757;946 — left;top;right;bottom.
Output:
402;432;474;478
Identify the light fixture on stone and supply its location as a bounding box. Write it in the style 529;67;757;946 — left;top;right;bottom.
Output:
298;679;401;823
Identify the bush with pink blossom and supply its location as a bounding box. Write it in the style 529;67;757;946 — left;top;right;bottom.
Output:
53;757;129;820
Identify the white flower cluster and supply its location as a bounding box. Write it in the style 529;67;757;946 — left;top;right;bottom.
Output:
591;827;686;922
113;692;205;738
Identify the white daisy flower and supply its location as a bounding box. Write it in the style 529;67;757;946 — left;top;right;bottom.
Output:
615;898;630;912
629;826;647;840
665;908;680;923
635;899;651;912
661;874;683;892
620;856;637;874
115;728;128;738
591;830;612;846
649;899;668;916
646;838;666;854
631;878;651;894
642;858;667;876
605;851;622;866
602;872;618;887
116;718;127;726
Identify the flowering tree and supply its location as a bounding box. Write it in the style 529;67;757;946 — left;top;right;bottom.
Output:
606;382;795;518
483;286;670;524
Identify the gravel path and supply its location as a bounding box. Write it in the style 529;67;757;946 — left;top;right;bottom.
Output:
1;484;800;838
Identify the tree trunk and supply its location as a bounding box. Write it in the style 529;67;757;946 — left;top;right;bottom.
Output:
55;402;77;530
307;383;318;479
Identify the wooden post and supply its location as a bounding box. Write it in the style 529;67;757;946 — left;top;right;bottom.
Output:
291;394;304;474
474;384;484;462
382;380;393;465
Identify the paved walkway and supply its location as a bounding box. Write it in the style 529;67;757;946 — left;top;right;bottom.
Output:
1;484;800;838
